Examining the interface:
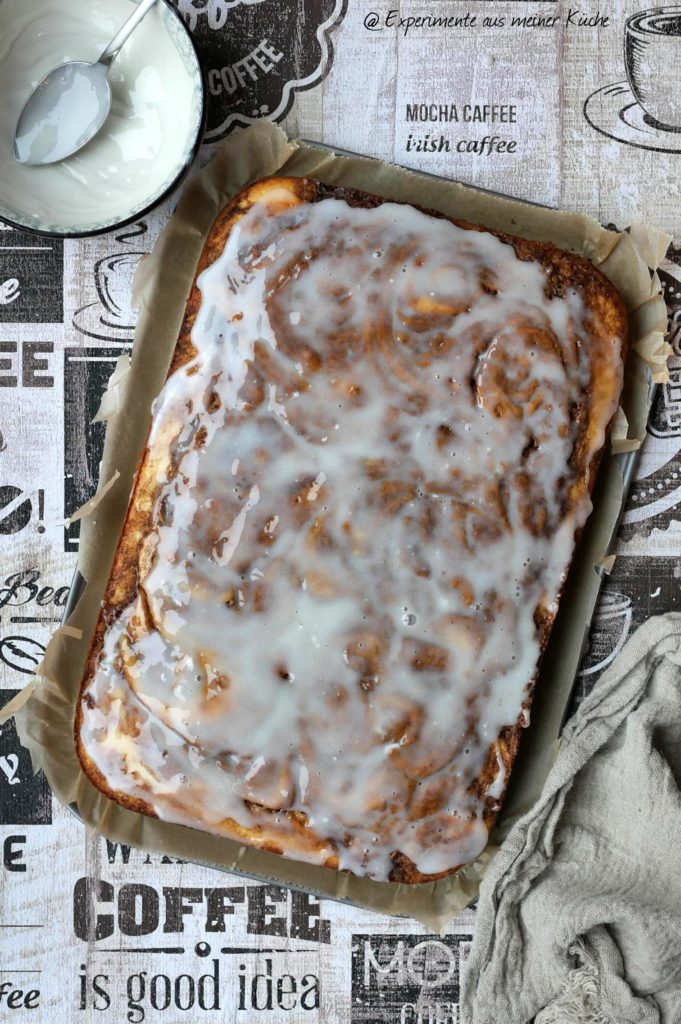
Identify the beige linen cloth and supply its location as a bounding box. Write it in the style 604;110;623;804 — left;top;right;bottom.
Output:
461;613;681;1024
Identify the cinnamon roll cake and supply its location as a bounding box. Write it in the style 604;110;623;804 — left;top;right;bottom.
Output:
76;177;627;883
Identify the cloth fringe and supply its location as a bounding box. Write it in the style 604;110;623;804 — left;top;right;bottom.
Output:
536;942;615;1024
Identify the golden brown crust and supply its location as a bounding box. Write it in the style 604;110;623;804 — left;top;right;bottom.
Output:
75;175;628;884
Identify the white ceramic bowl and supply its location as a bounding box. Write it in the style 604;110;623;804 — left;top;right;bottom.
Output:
0;0;205;237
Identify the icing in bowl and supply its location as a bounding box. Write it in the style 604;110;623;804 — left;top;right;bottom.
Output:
0;0;205;236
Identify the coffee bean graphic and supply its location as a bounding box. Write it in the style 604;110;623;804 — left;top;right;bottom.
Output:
0;486;32;535
0;636;45;675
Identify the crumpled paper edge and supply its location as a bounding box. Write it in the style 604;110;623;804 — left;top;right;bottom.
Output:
92;355;131;424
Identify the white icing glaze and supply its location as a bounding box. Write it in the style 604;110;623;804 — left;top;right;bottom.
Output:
79;191;623;881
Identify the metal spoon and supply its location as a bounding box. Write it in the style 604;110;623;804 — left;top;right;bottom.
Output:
14;0;158;166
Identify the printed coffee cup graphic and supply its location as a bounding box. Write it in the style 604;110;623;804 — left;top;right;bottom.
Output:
578;592;633;678
71;222;148;342
72;252;143;343
172;0;347;140
585;6;681;151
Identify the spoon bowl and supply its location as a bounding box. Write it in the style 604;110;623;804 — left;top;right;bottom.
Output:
0;0;205;237
13;0;158;167
14;61;110;166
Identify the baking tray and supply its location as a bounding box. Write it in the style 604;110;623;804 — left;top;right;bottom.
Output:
37;124;664;927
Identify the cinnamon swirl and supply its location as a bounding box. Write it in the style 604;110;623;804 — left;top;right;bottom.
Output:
76;177;627;883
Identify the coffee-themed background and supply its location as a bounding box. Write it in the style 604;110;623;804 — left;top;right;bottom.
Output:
1;1;680;1019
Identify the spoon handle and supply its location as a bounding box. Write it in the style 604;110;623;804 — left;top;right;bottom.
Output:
99;0;159;67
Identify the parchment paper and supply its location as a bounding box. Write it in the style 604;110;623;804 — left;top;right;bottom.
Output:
8;121;670;931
